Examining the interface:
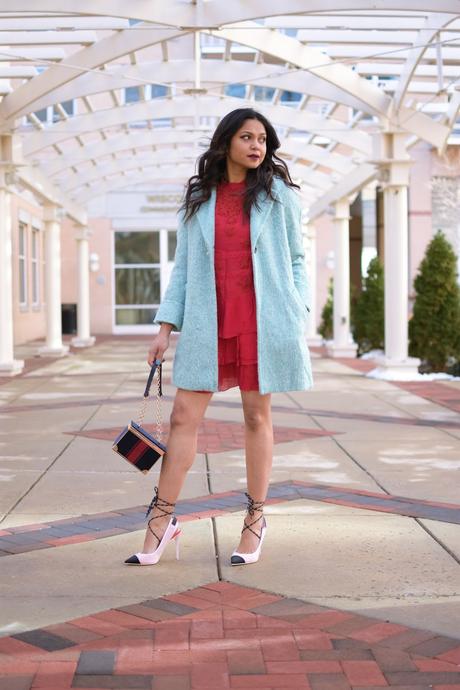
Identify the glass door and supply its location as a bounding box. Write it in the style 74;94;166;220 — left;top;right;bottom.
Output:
113;228;177;333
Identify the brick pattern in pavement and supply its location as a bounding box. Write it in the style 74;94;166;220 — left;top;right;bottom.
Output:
395;381;460;414
0;581;458;689
0;481;459;558
71;418;337;452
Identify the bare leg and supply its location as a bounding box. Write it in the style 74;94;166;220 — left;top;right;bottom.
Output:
142;389;213;552
235;390;273;554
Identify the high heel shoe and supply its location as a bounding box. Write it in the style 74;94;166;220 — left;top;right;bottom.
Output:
231;493;267;566
125;487;181;566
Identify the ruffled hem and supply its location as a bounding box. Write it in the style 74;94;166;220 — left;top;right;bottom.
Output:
196;333;259;393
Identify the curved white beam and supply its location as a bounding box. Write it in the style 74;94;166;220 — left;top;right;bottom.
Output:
308;164;377;221
22;58;381;117
74;164;209;204
41;130;211;177
208;24;450;147
24;96;372;156
208;23;391;118
42;131;353;179
0;30;98;45
62;153;199;193
393;13;457;110
19;166;87;225
0;26;187;123
1;1;460;28
75;166;318;206
63;150;332;195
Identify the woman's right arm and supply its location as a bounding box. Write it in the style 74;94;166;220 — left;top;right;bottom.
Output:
147;322;174;365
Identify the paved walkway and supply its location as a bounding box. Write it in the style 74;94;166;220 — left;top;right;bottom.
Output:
0;337;459;689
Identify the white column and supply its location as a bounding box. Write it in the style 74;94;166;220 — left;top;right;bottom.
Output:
302;222;322;346
0;172;24;375
326;198;357;357
39;205;69;357
71;228;95;347
372;132;420;378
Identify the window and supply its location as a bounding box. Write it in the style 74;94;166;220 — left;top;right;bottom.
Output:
280;90;302;104
254;86;275;102
125;86;141;103
31;227;40;306
18;223;27;306
34;108;48;123
225;83;246;98
151;84;167;99
114;231;161;326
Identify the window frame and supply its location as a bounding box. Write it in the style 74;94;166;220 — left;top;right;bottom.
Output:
18;222;28;308
31;226;40;308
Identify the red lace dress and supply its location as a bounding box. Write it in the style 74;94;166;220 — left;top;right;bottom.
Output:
199;180;259;392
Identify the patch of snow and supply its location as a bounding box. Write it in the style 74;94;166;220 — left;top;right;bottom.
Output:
366;368;460;382
360;349;384;360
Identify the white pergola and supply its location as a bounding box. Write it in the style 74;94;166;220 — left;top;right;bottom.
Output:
1;1;460;375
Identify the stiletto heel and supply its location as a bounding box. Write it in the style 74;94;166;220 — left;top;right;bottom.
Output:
175;532;181;560
231;493;266;566
124;487;180;566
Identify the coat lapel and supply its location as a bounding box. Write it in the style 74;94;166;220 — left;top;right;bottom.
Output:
250;190;275;248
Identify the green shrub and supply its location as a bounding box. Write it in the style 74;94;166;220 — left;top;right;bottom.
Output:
409;230;460;372
351;256;384;356
319;278;333;340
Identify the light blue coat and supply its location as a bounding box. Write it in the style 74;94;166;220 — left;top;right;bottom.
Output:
155;177;313;394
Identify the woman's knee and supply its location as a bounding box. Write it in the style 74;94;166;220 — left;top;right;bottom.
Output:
170;398;200;431
244;408;270;433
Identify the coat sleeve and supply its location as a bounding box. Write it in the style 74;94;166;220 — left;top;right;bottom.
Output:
283;186;311;311
154;217;188;331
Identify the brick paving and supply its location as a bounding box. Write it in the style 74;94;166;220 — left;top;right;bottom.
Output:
0;581;458;689
310;347;460;416
73;419;337;452
395;381;460;414
5;394;459;432
0;480;459;557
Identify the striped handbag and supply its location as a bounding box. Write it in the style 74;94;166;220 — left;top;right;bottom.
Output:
112;360;166;473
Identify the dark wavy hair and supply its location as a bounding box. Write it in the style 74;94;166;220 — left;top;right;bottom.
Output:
181;107;299;221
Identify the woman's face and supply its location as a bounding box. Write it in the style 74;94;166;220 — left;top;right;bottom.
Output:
227;118;267;172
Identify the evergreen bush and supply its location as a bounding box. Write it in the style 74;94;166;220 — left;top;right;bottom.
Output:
319;278;333;340
351;256;384;356
409;230;460;372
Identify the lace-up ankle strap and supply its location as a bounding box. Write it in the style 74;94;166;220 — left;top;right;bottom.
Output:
241;492;265;540
145;486;177;549
145;485;176;520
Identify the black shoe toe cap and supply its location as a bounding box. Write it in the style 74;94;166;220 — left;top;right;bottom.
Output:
124;554;140;564
231;555;246;565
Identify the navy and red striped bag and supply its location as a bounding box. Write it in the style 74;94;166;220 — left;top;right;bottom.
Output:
112;360;166;474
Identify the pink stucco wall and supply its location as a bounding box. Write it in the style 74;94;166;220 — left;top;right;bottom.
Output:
60;216;114;335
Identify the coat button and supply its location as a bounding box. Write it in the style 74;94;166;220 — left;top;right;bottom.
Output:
254;247;258;253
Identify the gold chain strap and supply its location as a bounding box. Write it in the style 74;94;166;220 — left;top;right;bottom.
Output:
137;365;163;442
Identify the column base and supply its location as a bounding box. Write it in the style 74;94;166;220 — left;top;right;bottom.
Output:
367;355;421;381
0;359;24;376
306;334;323;347
71;336;96;348
326;342;358;358
38;344;69;358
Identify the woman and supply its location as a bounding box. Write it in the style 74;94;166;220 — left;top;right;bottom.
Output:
125;107;312;567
